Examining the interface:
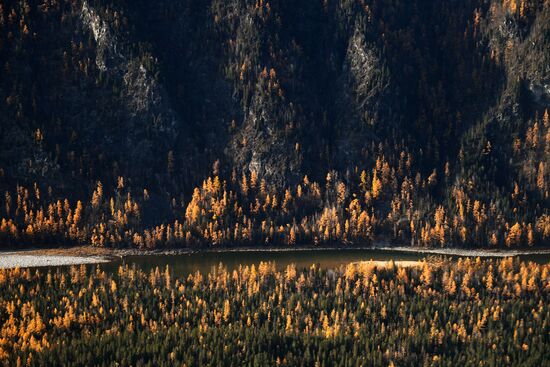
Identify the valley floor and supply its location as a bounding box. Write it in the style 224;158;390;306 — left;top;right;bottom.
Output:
0;243;549;269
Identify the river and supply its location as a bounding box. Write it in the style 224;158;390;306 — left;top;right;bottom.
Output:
98;248;550;277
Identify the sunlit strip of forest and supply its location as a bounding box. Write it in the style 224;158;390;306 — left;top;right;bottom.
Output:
2;120;550;250
0;258;548;366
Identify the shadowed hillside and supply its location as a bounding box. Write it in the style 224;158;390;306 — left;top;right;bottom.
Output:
0;0;549;249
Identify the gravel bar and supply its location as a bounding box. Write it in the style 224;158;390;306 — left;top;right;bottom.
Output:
0;254;110;269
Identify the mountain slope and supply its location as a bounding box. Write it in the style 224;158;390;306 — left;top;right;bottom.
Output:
0;0;549;248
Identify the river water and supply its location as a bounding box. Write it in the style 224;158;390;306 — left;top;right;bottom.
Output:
96;248;549;277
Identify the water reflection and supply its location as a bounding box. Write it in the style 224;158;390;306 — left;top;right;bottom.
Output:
96;248;549;278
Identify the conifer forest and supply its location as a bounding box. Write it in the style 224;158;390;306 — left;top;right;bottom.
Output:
0;258;549;366
0;0;549;250
0;0;549;366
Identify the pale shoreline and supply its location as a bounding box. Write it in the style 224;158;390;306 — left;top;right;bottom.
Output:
0;254;109;269
112;244;550;258
374;246;550;258
354;260;422;268
0;244;548;270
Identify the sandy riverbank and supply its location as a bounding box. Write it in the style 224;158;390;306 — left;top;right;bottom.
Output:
0;253;109;269
105;245;550;259
374;246;550;258
24;244;549;257
354;260;422;268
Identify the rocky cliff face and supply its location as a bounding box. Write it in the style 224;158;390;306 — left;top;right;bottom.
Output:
0;0;548;199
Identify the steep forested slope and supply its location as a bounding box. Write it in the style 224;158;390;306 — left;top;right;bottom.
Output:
0;0;549;248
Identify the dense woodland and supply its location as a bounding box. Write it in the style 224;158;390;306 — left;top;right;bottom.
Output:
0;258;548;366
1;156;550;249
0;0;549;249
